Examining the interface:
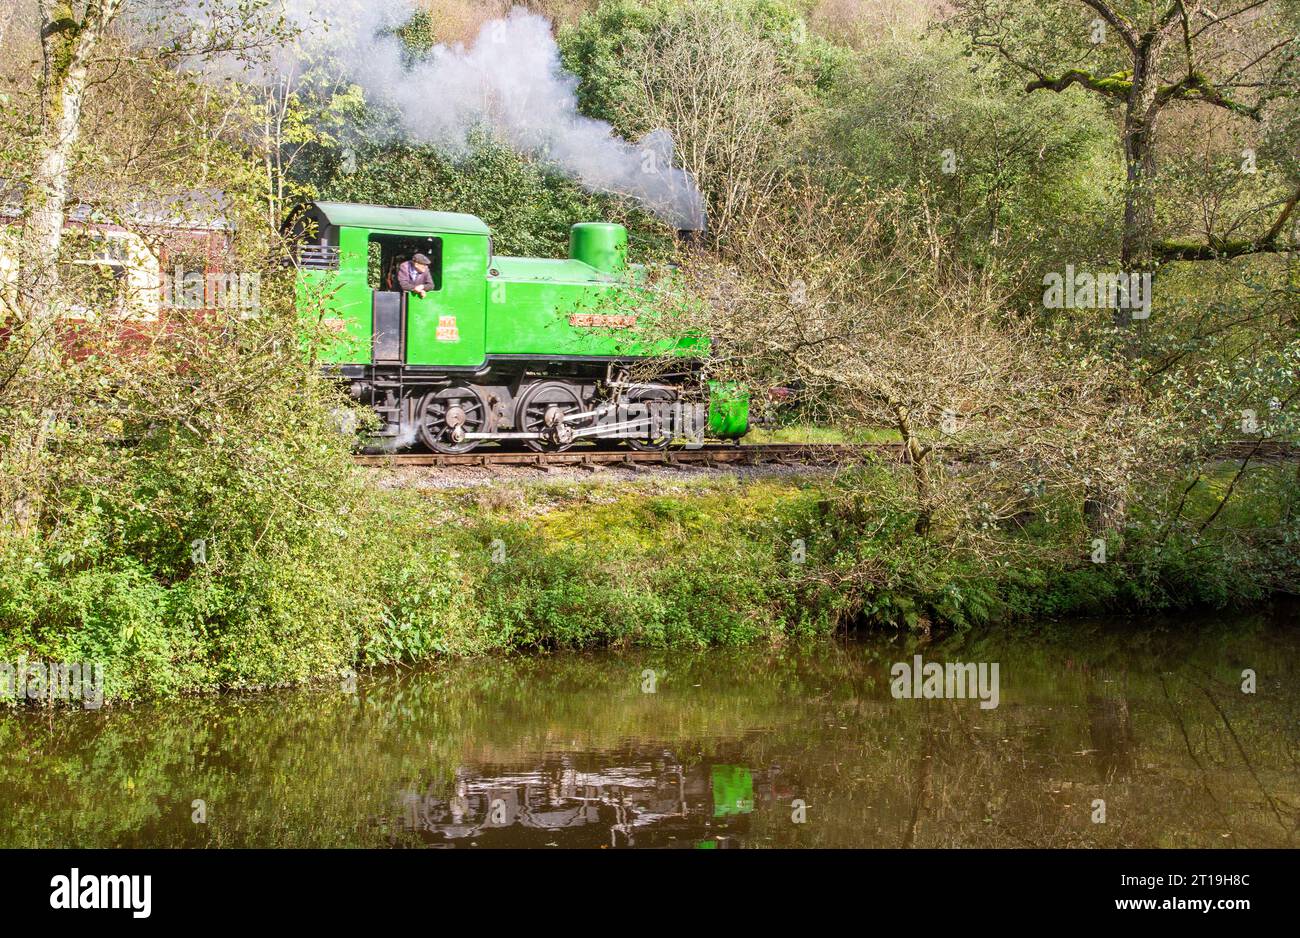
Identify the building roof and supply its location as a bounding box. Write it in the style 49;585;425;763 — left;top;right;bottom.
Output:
0;185;233;231
313;201;490;237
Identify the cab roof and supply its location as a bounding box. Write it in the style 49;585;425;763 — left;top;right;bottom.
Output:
312;201;490;237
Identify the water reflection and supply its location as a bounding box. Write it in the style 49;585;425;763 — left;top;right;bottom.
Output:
0;611;1296;848
393;757;764;847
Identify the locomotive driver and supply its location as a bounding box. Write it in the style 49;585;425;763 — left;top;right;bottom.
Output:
397;253;434;297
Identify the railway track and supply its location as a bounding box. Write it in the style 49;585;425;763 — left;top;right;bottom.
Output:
352;442;898;468
353;439;1300;469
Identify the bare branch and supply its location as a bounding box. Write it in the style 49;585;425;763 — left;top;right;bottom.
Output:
1080;0;1139;51
1191;0;1273;40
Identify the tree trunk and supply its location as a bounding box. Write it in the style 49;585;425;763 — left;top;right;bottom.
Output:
5;1;122;536
1119;52;1160;280
893;404;933;536
1084;481;1127;536
21;1;122;332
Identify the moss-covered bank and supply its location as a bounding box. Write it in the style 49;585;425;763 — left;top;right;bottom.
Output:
2;461;1296;704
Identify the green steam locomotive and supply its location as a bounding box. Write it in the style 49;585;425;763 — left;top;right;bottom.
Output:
293;201;747;453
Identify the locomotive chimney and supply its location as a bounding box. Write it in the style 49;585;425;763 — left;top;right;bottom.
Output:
674;201;707;248
570;223;628;274
674;223;706;250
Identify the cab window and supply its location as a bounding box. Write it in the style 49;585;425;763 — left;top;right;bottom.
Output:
366;234;442;292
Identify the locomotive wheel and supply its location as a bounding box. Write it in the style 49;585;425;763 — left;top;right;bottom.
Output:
516;381;587;452
625;387;678;451
418;386;488;454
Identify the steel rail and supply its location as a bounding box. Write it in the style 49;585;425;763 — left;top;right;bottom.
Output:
353;442;902;468
352;440;1300;469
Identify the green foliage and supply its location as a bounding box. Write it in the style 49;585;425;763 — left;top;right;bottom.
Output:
0;300;376;701
4;424;1296;703
359;480;841;663
318;134;673;258
559;0;844;136
816;31;1120;277
394;9;437;60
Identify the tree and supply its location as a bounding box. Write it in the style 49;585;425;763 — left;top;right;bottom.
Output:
19;0;126;339
816;30;1117;285
2;0;288;534
15;0;290;336
958;0;1300;268
239;67;366;232
644;177;1171;541
560;0;843;241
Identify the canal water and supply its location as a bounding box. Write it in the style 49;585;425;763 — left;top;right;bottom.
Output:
1;612;1295;848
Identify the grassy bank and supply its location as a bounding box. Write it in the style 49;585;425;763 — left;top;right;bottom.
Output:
3;451;1294;704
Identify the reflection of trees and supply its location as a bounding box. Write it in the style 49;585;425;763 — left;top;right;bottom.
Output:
1156;674;1297;847
0;620;1295;847
1084;672;1135;782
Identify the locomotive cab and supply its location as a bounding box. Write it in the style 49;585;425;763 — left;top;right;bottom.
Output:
294;201;490;371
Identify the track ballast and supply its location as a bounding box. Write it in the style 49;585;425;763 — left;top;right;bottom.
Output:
353;439;1298;469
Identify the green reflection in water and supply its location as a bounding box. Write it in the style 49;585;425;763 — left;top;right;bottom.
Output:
0;612;1296;848
712;766;755;818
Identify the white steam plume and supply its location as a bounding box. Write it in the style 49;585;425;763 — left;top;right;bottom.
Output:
175;2;708;229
